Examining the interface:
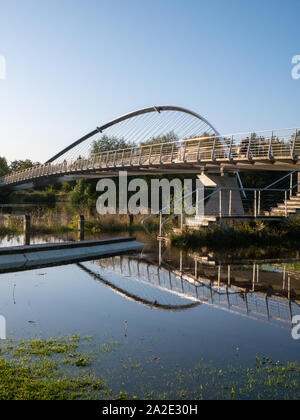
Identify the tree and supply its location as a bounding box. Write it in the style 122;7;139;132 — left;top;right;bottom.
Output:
90;135;136;156
141;131;179;146
9;159;39;173
0;157;9;177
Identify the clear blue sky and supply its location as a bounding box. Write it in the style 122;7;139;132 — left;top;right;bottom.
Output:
0;0;299;162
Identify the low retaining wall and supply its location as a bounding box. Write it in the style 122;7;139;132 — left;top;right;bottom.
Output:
0;237;144;273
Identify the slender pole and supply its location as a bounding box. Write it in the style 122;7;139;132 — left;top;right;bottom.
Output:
258;191;261;216
219;190;222;219
283;265;286;290
159;211;162;237
252;264;256;291
285;191;288;218
180;213;184;232
229;190;232;217
254;190;257;218
228;265;231;287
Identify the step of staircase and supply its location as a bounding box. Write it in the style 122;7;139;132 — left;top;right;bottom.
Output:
185;216;217;228
268;194;300;217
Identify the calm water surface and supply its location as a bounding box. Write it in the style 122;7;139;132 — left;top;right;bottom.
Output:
0;207;300;398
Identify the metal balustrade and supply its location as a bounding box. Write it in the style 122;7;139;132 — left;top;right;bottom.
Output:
90;256;300;326
1;127;299;187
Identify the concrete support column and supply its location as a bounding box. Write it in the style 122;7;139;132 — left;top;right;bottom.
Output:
185;173;244;227
203;174;244;217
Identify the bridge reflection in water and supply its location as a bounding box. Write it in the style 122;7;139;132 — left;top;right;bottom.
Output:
77;247;300;329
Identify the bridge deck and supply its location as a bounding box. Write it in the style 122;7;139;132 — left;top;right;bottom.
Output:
1;129;300;188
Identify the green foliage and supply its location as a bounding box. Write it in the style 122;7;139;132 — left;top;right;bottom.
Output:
68;180;95;207
0;157;9;177
7;190;56;204
0;336;105;400
9;159;40;173
141;131;178;145
90;135;136;155
170;218;300;250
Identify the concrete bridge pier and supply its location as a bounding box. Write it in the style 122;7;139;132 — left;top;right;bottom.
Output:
186;173;245;227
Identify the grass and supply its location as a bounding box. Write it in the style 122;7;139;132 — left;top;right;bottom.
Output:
0;336;107;400
7;190;56;204
0;213;159;237
0;337;300;400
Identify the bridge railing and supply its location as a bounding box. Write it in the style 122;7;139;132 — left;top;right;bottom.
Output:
142;182;300;235
1;127;300;186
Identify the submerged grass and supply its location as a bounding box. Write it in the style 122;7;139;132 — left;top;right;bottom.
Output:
0;336;106;400
0;336;300;400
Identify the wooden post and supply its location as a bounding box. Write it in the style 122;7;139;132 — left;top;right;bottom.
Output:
129;214;134;228
23;215;31;246
78;215;85;241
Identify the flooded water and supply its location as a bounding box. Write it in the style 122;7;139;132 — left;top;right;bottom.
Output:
0;205;300;399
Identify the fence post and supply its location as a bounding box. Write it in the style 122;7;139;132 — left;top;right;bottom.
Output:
258;191;261;216
219;190;222;219
254;190;257;218
23;215;31;246
229;136;233;160
268;132;274;160
129;214;134;228
160;144;163;164
247;136;252;160
170;143;174;162
197;139;201;162
229;190;232;217
78;215;85;241
291;129;297;161
290;173;293;199
212;137;216;161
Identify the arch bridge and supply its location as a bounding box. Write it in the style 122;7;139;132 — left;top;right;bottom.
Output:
1;105;300;190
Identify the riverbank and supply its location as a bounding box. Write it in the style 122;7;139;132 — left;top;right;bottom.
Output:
0;214;159;237
170;218;300;251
